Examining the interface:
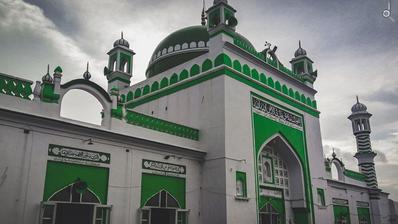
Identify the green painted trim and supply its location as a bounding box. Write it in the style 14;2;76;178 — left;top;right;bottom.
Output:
41;83;60;104
125;110;199;141
344;169;366;182
126;66;320;117
250;92;315;223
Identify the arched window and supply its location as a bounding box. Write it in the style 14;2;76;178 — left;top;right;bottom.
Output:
113;61;117;71
49;180;100;204
260;145;290;197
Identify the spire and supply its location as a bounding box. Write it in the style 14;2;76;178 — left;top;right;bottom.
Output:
201;0;207;26
42;64;53;83
83;61;91;80
356;95;359;103
299;40;301;48
121;31;124;39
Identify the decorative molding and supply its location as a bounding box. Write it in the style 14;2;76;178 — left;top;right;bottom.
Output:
125;110;199;141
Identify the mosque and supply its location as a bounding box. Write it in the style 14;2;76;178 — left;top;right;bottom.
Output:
0;0;397;223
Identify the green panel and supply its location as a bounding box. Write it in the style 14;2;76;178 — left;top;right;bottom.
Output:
125;110;199;140
143;85;151;95
41;83;60;103
43;161;109;204
333;205;351;224
141;173;186;208
151;81;159;92
160;77;169;89
357;207;371;224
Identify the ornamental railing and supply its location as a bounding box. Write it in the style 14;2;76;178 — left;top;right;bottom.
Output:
0;73;33;99
126;111;199;141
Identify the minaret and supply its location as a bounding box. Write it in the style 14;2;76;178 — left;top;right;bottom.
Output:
104;32;135;92
206;0;238;33
290;41;317;87
348;96;378;189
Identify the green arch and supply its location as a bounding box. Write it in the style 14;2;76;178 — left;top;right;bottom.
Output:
260;73;267;84
295;91;301;101
120;94;126;103
190;64;200;77
267;77;274;88
243;64;251;76
143;85;150;95
151;81;159;92
312;100;317;109
170;73;179;85
301;94;307;103
282;85;288;95
214;53;232;67
251;69;259;80
127;91;134;101
275;81;281;91
202;59;213;72
160;77;169;89
233;60;242;72
179;69;189;81
289;88;294;98
306;97;312;106
134;88;142;99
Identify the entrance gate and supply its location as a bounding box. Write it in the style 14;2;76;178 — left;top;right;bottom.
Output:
39;180;111;224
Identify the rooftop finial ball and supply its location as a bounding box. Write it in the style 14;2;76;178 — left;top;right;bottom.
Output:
383;9;391;18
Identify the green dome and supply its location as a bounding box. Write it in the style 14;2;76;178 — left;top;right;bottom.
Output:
146;25;256;78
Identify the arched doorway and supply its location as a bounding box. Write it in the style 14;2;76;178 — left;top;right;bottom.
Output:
39;179;111;224
257;134;306;224
140;190;188;224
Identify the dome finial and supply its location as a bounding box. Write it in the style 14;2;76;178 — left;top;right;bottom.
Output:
294;40;307;57
47;64;50;75
214;0;227;5
299;40;301;48
83;61;91;80
121;31;124;39
356;95;359;103
42;64;53;83
201;0;207;26
332;148;336;158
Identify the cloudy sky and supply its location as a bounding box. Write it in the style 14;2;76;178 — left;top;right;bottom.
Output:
1;0;397;199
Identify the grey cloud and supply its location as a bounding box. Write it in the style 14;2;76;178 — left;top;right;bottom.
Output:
366;86;398;105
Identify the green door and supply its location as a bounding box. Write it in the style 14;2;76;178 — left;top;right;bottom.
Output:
333;205;351;224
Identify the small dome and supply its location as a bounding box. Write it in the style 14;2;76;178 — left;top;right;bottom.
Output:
113;33;130;48
42;73;53;83
294;41;307;57
351;97;367;113
42;65;53;83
